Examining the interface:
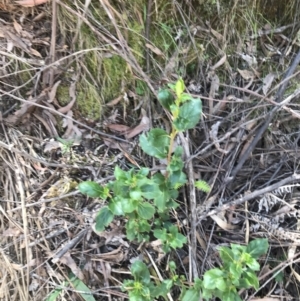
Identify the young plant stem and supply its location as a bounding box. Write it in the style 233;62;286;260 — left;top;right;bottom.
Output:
167;129;178;165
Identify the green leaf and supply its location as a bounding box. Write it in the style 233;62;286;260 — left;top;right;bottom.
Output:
126;219;150;241
78;181;108;199
152;280;173;298
139;129;170;159
222;290;242;301
168;170;187;189
175;78;185;97
131;260;151;283
153;229;168;241
130;189;143;200
95;206;114;232
173;98;202;131
181;288;201;301
219;246;234;266
122;198;138;213
203;268;225;289
169;225;187;249
246;238;269;259
179;93;192;103
137;202;155;219
240;271;259;290
245;257;260;271
140;182;161;199
152;176;171;211
229;262;243;282
157;89;174;110
168;146;184;172
108;197;124;215
195;180;210;193
70;277;96;301
114;166;128;181
45;282;67;301
201;288;213;300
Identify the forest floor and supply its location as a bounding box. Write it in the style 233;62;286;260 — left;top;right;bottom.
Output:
2;1;300;300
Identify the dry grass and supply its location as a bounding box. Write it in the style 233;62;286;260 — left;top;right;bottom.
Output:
2;0;300;300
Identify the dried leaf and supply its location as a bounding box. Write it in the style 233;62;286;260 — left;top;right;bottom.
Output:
43;140;61;153
106;95;123;107
237;52;258;67
210;28;223;41
262;73;275;95
210;214;238;230
145;43;164;56
3;227;21;237
57;252;84;280
237;68;254;80
107;124;130;133
15;0;49;7
29;47;42;57
48;80;61;103
125;116;150;139
13;20;22;34
210;54;227;71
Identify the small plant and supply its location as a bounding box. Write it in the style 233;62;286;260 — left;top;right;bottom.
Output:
181;238;269;301
121;260;173;301
56;136;74;154
121;238;269;301
78;78;205;251
78;79;269;301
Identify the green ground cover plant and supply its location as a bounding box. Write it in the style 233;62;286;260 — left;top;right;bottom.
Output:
78;79;269;300
78;78;204;251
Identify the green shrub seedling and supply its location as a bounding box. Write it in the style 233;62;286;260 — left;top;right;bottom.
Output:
77;79;269;301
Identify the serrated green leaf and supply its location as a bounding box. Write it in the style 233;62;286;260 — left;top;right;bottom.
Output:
140;182;161;199
179;93;192;103
195;180;210;193
175;78;185;97
168;170;187;189
95;207;114;232
130;189;143;200
137;202;155;219
173;98;202;131
126;219;150;241
157;89;174;110
203;268;225;289
139;129;170;159
246;238;269;259
240;271;259;290
130;261;151;283
169;231;187;249
153;229;168;241
219;246;234;267
122;198;138;213
245;257;260;271
222;290;242;301
181;288;201;301
168;146;184;172
108;197;124;215
229;262;243;281
78;181;108;199
114;166;127;181
152;280;173;298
